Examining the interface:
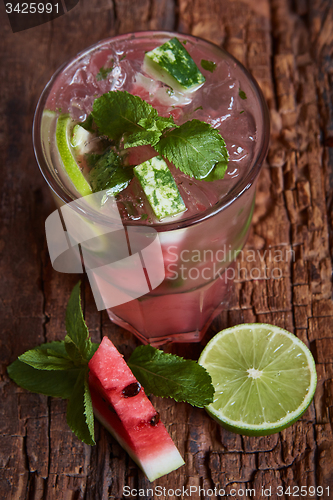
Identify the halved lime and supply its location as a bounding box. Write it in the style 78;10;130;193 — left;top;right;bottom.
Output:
56;114;92;197
199;324;317;436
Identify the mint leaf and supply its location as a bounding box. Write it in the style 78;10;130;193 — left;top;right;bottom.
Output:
103;167;134;196
92;91;160;142
90;91;229;182
86;152;103;168
66;367;95;445
155;120;229;179
203;160;228;182
89;344;99;362
201;59;217;73
89;149;133;196
96;64;114;81
7;359;82;399
89;149;122;181
65;281;92;363
155;115;176;131
19;345;74;371
124;129;161;149
124;115;175;149
64;336;85;365
128;345;214;407
138;115;175;132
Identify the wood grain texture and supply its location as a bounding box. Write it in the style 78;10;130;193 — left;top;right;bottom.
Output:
1;0;332;498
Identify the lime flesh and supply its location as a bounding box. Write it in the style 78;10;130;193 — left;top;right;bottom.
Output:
56;114;92;197
199;324;317;436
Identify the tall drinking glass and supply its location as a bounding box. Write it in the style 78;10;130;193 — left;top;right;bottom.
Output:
33;31;269;346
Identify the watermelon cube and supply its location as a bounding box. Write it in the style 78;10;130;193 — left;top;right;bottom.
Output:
88;337;185;481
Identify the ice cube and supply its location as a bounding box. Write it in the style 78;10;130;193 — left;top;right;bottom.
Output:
203;79;239;112
190;78;241;129
218;110;257;144
132;73;192;112
227;144;249;162
69;95;95;121
133;73;160;97
110;65;126;90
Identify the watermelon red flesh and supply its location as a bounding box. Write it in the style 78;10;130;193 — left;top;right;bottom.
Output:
88;337;184;481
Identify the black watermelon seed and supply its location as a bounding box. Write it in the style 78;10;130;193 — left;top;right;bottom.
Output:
150;413;160;426
122;382;141;398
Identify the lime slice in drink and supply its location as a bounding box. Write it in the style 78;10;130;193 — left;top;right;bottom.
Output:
41;110;57;167
56;114;92;197
199;323;317;436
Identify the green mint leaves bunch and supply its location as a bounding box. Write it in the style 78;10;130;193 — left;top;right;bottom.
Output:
86;90;229;194
7;282;98;445
7;283;214;446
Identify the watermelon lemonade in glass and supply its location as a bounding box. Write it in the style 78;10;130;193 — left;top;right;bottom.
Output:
33;31;269;346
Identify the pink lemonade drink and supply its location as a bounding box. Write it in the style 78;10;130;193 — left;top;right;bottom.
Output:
33;32;269;346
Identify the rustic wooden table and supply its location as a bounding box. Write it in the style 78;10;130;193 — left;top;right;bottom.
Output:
1;0;333;499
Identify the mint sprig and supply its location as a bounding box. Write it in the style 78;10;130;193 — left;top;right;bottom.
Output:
7;282;98;445
92;91;175;146
90;91;228;181
7;282;214;446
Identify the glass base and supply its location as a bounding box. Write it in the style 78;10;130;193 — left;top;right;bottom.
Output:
106;272;234;346
107;299;226;346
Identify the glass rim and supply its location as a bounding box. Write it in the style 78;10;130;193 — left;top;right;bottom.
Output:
33;30;270;230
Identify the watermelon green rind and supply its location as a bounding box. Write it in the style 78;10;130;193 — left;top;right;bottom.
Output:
144;37;205;93
88;337;184;482
134;156;186;220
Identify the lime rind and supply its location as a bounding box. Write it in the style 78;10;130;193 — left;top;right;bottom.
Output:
199;323;317;436
41;110;57;168
56;114;92;197
42;109;57;120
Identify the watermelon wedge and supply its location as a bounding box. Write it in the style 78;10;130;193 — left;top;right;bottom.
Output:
88;337;185;482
